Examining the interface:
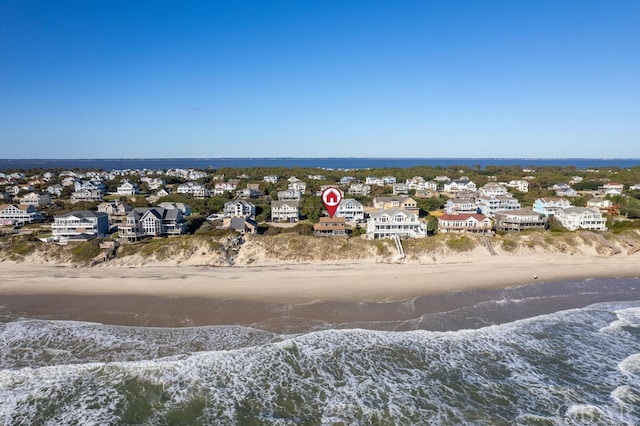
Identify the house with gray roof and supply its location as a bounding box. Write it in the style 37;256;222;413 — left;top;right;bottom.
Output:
52;211;109;241
118;206;187;243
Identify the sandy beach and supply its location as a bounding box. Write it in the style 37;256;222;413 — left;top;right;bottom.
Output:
1;254;639;328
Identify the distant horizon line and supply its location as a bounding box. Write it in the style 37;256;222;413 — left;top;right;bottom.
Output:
2;157;640;161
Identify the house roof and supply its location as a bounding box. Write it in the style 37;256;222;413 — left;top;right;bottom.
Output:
494;208;542;217
369;209;413;218
538;197;569;203
271;200;299;208
318;216;346;224
338;198;363;208
439;213;487;221
58;210;107;219
440;213;487;221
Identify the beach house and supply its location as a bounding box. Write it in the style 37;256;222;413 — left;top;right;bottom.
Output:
555;207;607;231
437;213;492;234
314;217;347;237
271;200;300;222
224;200;256;218
366;210;426;239
0;204;43;225
335;198;365;222
52;211;109;241
118;207;187;243
533;198;572;216
372;196;419;213
494;209;547;232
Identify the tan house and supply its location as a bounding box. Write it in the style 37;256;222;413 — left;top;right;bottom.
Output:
372;196;418;213
494;208;547;232
314;217;346;237
437;213;492;234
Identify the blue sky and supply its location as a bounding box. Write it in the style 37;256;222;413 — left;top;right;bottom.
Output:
1;0;639;159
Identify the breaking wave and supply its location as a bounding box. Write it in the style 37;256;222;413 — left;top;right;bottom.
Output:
2;302;640;424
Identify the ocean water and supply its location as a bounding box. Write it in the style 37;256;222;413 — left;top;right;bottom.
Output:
2;157;640;171
2;279;640;424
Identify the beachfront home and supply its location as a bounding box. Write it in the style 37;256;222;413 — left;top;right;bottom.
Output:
263;175;278;184
335;198;365;222
224;200;256;218
555;207;607;231
118;207;187;243
52;211;109;241
372;196;419;213
444;198;479;215
533;198;572;217
437;213;492;234
494;208;547;232
314;216;347;237
271;200;300;222
0;204;43;225
366;209;426;239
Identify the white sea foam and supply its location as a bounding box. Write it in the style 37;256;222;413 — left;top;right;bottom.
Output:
2;302;640;424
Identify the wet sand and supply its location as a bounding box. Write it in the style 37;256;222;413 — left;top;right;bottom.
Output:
1;258;639;330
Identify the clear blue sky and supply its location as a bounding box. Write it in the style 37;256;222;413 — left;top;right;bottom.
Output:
1;0;639;159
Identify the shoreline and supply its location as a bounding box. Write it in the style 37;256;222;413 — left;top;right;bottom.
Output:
1;256;639;303
1;256;639;329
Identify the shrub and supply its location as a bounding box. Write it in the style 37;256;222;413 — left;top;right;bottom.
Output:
608;219;640;234
70;240;102;264
445;235;476;252
500;238;518;252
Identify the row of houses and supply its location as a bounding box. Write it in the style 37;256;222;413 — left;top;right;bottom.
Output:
438;204;608;234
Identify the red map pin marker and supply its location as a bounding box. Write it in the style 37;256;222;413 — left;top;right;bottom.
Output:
321;187;343;218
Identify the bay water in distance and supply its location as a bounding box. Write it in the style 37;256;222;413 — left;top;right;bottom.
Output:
2;157;640;171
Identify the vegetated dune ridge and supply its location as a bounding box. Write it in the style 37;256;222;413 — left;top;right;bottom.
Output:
2;230;640;268
1;231;639;307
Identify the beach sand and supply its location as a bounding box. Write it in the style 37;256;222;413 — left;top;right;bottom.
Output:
1;255;639;329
